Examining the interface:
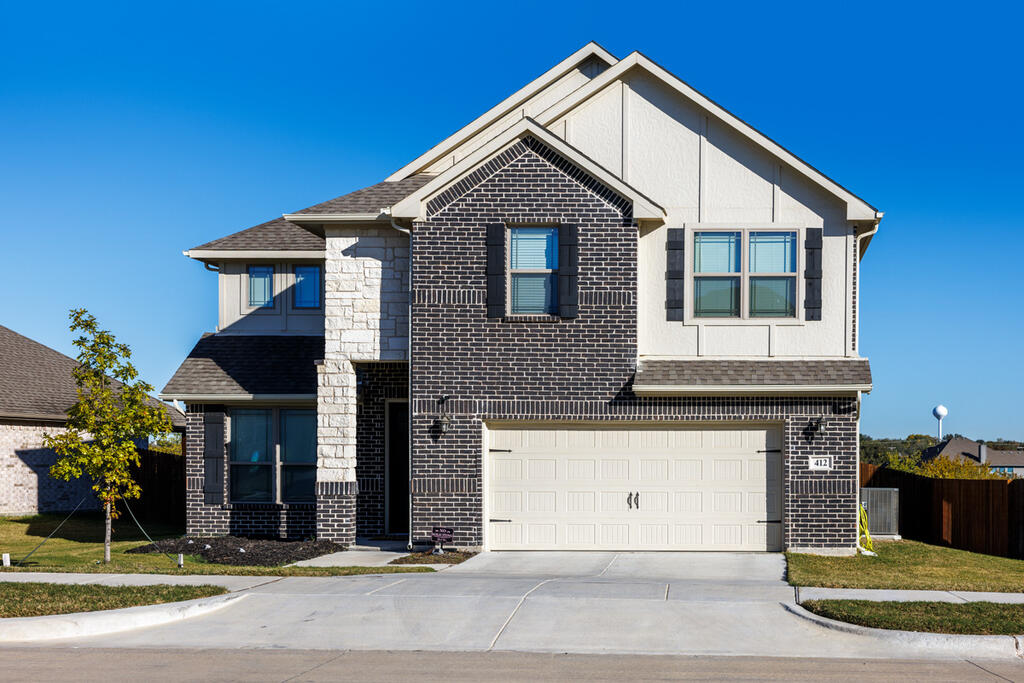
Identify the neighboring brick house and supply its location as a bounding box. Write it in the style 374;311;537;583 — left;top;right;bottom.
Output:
0;325;186;514
163;43;882;554
923;438;1024;476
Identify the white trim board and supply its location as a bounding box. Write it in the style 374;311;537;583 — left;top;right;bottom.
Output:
391;118;665;222
385;42;618;182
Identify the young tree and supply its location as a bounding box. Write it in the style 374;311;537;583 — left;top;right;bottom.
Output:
44;309;172;563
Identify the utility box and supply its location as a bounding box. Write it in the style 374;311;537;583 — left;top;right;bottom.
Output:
861;488;900;537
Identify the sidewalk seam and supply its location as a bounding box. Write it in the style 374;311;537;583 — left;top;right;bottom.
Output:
488;579;556;651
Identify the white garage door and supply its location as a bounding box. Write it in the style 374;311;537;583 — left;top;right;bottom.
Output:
486;425;783;551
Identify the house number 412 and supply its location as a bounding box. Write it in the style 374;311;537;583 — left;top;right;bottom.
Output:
809;456;833;471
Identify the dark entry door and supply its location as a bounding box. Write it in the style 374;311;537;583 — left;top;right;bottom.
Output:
386;401;409;534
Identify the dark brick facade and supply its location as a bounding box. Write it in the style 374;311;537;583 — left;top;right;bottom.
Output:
354;362;408;536
409;135;858;551
185;363;406;542
185;405;317;539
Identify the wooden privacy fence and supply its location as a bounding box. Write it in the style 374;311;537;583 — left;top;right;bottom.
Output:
861;462;1024;559
128;449;185;526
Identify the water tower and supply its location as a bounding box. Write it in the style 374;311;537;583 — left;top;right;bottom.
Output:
932;405;948;440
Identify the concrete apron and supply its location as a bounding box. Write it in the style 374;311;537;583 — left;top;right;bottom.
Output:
3;552;1022;659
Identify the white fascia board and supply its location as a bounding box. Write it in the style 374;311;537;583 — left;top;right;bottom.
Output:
185;249;325;260
158;393;318;402
385;42;618;182
632;384;872;396
391;118;665;221
282;213;386;223
536;52;880;223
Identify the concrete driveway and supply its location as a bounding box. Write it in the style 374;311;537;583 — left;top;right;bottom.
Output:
6;552;984;658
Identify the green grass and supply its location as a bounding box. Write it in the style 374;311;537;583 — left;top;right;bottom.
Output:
0;513;432;577
0;582;226;618
803;599;1024;635
787;540;1024;592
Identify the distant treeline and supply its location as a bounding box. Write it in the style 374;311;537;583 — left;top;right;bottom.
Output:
859;434;1024;466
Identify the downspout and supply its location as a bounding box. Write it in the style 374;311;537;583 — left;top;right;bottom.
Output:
390;215;415;551
853;221;880;355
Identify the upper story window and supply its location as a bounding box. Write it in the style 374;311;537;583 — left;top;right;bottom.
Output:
509;227;558;315
693;230;797;319
247;265;274;308
293;265;322;309
230;408;316;504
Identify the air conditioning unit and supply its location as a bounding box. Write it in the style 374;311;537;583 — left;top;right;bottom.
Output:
861;488;899;537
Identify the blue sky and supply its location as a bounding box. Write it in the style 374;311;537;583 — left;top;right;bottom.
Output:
1;1;1021;440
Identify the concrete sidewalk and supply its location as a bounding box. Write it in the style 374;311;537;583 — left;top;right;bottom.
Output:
799;586;1024;603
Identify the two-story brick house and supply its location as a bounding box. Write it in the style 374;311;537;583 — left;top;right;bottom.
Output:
163;43;881;554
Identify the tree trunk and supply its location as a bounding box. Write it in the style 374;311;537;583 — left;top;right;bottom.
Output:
104;502;111;564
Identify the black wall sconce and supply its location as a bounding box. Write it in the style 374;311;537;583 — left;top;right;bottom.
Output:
804;415;826;442
437;395;451;435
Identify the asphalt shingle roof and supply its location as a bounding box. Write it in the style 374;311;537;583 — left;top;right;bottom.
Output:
291;175;432;215
161;334;324;397
634;359;872;388
189;175;432;252
190;217;325;251
924;437;1024;467
0;325;185;427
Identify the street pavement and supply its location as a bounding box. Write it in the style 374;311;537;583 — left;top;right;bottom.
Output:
0;648;1022;682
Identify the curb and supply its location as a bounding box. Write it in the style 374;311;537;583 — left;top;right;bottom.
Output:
783;602;1023;659
0;592;247;642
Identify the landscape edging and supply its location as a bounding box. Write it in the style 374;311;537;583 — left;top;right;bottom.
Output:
0;592;247;641
782;602;1023;659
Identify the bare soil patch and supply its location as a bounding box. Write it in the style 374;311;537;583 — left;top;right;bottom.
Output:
390;550;477;565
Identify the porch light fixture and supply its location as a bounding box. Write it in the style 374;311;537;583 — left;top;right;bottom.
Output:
805;415;826;442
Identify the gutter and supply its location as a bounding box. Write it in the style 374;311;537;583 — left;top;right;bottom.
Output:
158;393;317;402
390;214;414;551
632;384;873;396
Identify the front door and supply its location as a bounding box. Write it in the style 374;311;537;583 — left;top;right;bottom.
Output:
385;401;409;534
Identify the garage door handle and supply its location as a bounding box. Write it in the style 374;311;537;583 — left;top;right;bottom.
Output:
627;492;633;510
635;491;640;510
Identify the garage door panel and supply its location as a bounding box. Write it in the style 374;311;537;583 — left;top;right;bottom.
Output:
674;459;703;480
640;459;669;480
487;425;783;551
566;459;596;480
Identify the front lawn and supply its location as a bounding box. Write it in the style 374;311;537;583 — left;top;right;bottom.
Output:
0;514;432;577
803;599;1024;635
0;582;226;618
787;540;1024;592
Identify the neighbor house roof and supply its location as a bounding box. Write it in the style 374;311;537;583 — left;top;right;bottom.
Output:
0;325;185;427
923;438;1024;468
632;359;872;395
161;334;324;401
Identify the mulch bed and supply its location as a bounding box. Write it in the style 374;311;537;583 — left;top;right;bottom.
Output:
389;550;477;565
127;536;345;566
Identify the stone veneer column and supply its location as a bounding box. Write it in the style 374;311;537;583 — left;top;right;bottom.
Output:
316;226;408;543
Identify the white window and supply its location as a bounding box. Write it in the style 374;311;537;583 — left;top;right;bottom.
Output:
509;227;558;314
693;230;798;319
230;408;316;503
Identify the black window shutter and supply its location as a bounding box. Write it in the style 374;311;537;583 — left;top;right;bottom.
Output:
203;411;225;504
804;228;823;321
485;223;506;319
665;228;685;321
558;223;579;318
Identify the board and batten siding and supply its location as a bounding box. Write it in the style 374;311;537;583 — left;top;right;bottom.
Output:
550;71;857;358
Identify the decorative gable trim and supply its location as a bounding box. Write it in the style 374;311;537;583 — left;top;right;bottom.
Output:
392;118;663;221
